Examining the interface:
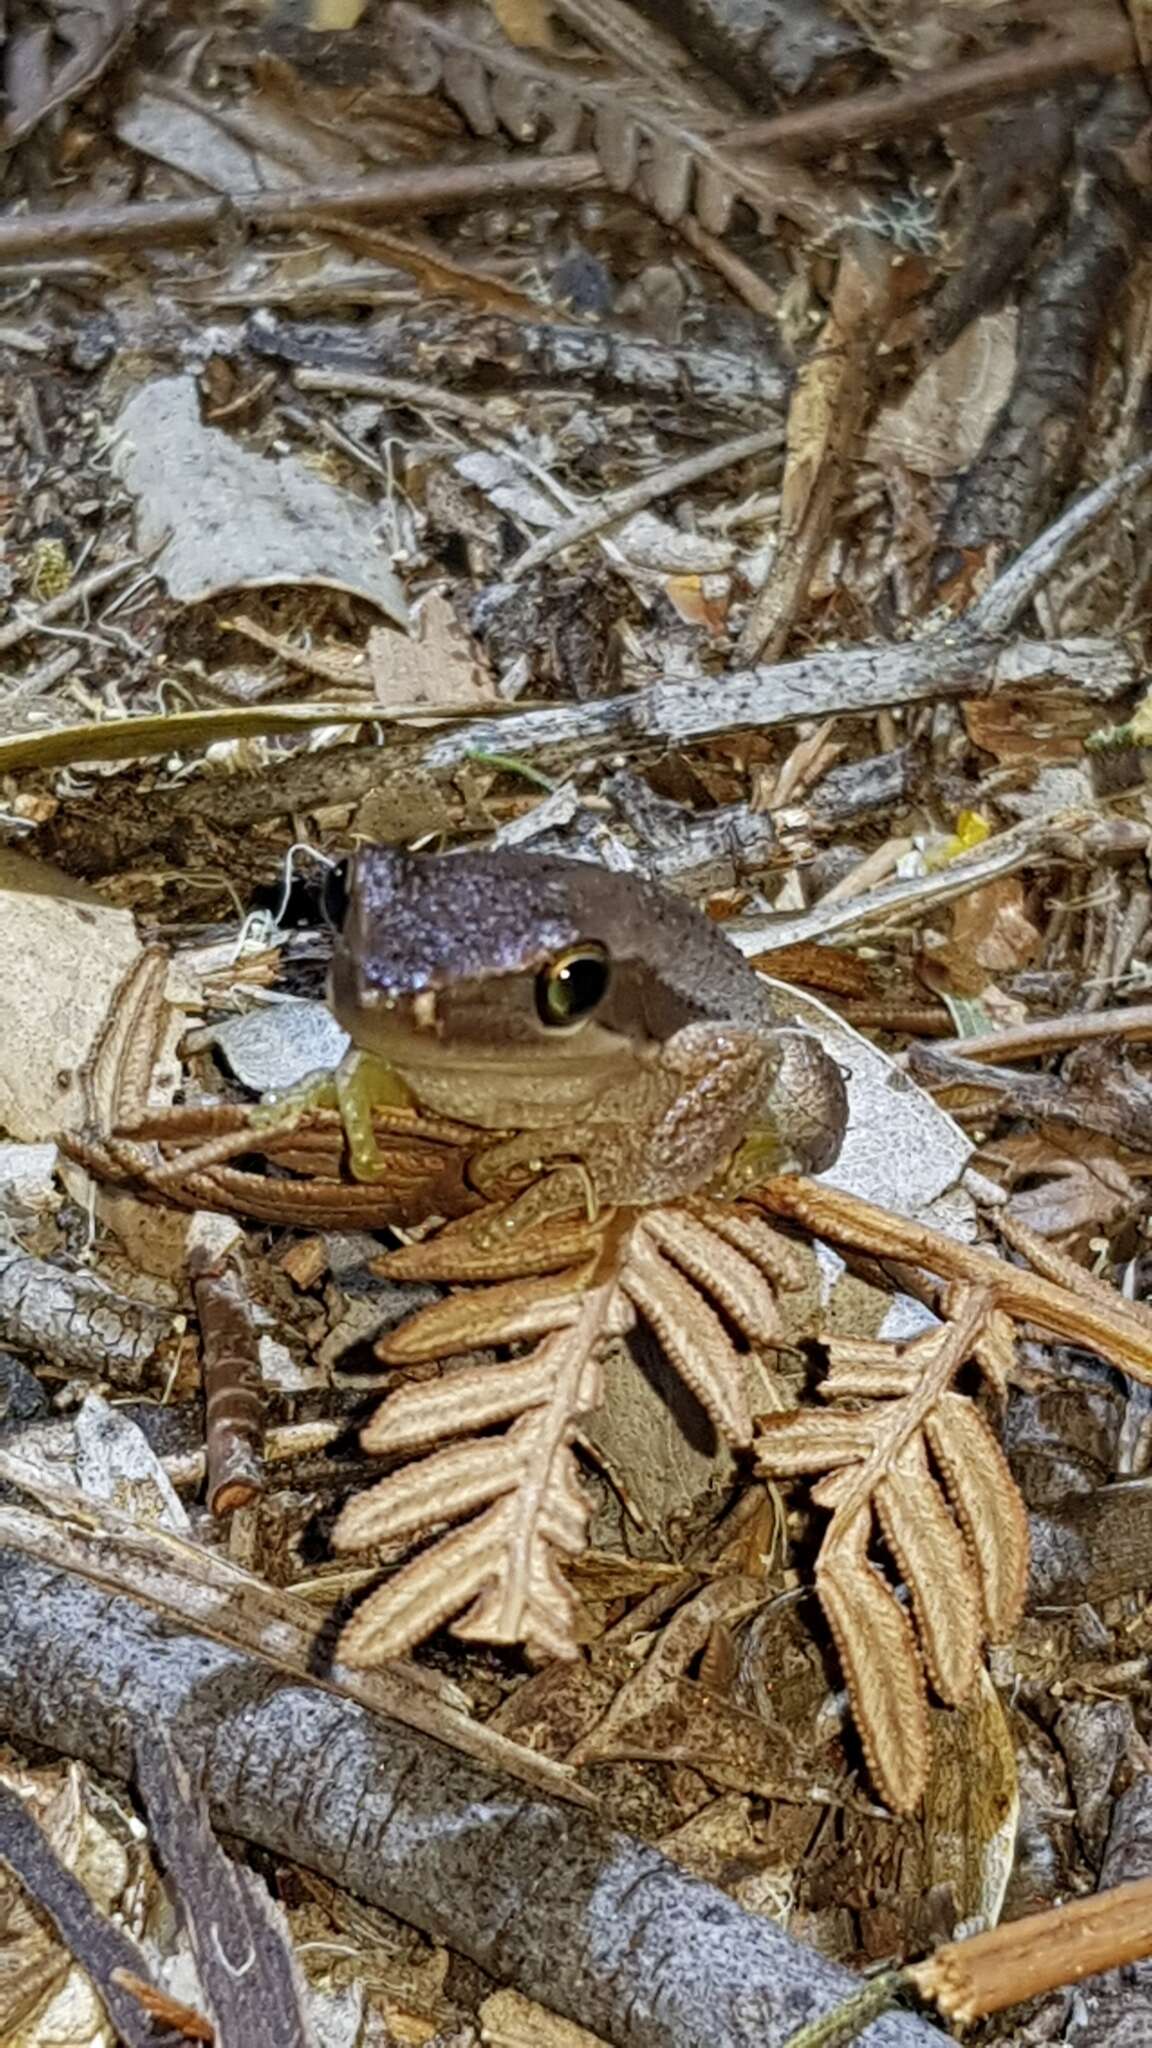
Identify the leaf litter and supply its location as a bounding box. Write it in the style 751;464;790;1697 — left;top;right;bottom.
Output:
3;0;1152;2041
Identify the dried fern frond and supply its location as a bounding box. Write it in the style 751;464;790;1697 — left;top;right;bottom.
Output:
383;3;846;241
755;1286;1029;1813
335;1202;784;1666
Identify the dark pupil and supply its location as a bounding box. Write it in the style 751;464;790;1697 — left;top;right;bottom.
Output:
538;952;608;1024
321;859;350;931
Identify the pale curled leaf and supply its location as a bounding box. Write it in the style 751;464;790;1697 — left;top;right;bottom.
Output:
338;1512;513;1665
688;1200;808;1292
361;1349;563;1455
817;1506;930;1815
336;1434;520;1545
379;1212;606;1283
926;1394;1029;1638
754;1409;878;1473
621;1229;753;1443
822;1336;919;1398
874;1432;982;1708
640;1207;781;1342
377;1266;590;1363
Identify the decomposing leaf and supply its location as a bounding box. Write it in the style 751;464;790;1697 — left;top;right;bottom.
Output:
369;589;496;710
755;1287;1029;1812
3;0;141;147
921;876;1041;998
113;376;409;625
923;1667;1019;1936
334;1200;794;1665
865;311;1018;477
0;848;141;1142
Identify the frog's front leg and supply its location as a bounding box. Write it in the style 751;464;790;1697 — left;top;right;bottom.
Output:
711;1025;849;1192
253;1050;413;1181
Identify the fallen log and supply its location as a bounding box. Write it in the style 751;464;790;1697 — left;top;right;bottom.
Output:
0;1548;941;2048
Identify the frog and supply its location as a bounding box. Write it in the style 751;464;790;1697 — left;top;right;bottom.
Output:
311;845;848;1235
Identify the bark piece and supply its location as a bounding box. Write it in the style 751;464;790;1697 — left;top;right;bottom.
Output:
0;1549;942;2048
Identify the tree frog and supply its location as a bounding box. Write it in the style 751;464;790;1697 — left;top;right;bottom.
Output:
319;847;848;1232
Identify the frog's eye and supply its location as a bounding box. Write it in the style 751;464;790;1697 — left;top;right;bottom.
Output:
535;945;610;1028
322;859;350;931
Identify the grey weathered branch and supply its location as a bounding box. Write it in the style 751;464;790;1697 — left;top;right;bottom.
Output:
0;1547;941;2048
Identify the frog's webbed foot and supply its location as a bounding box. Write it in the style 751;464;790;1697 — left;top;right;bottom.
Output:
470;1165;597;1246
468;1130;598;1244
254;1051;413;1183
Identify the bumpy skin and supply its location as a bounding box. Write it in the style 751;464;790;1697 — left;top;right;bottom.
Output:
329;847;848;1206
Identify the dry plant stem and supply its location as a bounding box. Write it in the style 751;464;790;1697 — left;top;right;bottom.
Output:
0;23;1127;265
507;423;785;581
0;156;602;260
907;1874;1152;2022
967;448;1152;635
675;214;779;313
935;1001;1152;1061
737;236;897;663
0;1482;585;1804
0;557;145;658
730;15;1136;158
727;806;1091;954
190;1253;265;1516
756;1178;1152;1383
0;1550;943;2048
992;1209;1152;1332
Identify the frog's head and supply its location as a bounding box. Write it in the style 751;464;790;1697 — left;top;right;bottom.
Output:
326;845;846;1165
327;846;728;1084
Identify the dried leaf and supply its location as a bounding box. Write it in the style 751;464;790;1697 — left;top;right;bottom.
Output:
755;1288;1027;1809
337;1202;793;1663
640;1207;780;1342
376;1266;591;1363
620;1230;752;1442
754;1409;878;1470
336;1271;615;1661
114;376;409;624
3;0;140;146
925;1394;1029;1638
817;1504;930;1815
874;1431;982;1706
369;590;496;711
865;310;1018;477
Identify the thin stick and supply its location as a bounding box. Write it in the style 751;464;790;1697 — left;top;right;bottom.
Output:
0;155;601;261
908;1874;1152;2022
0;558;146;658
190;1250;265;1517
934;1001;1152;1062
506;424;785;581
755;1176;1152;1384
730;15;1135;158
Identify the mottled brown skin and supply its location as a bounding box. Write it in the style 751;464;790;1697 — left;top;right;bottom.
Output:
329;847;848;1210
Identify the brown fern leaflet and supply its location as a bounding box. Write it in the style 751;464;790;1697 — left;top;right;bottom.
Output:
334;1199;800;1665
754;1284;1029;1814
382;3;843;241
